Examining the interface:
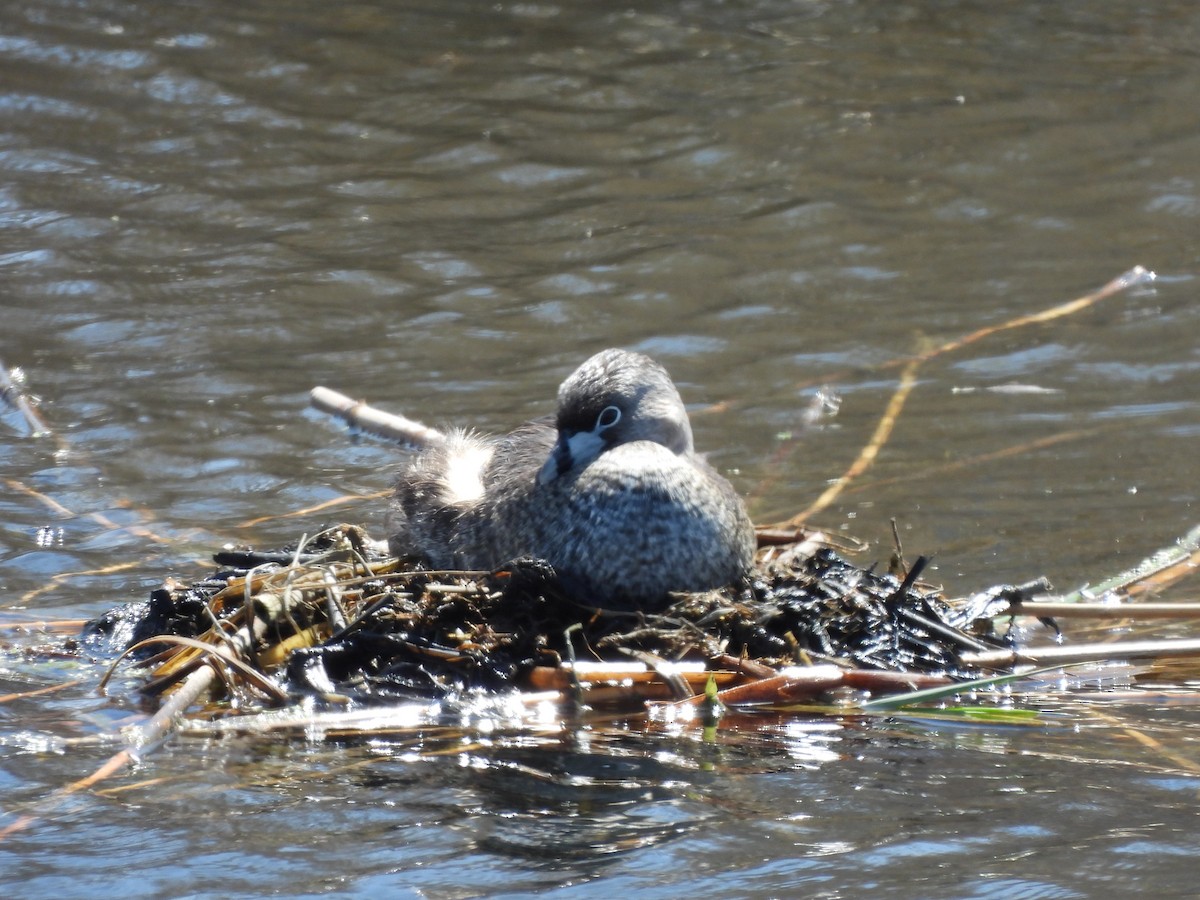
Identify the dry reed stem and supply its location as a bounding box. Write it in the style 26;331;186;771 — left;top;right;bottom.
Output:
106;634;288;703
768;266;1153;526
255;625;326;667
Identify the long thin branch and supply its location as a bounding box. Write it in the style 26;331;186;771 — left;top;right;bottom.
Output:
4;478;174;547
1013;601;1200;619
908;266;1155;366
961;637;1200;670
784;266;1156;393
764;267;1155;526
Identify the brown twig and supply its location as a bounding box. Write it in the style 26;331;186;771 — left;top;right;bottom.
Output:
0;613;276;842
787;266;1156;393
766;267;1154;526
905;266;1154;366
0;619;88;633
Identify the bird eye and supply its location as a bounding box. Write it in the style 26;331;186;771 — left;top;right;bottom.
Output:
595;405;621;432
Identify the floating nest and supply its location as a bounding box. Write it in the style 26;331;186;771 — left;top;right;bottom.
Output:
80;525;1040;711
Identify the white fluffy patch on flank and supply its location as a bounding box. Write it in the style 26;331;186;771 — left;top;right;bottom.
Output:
440;434;493;504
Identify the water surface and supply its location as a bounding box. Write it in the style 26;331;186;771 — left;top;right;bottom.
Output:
2;1;1199;896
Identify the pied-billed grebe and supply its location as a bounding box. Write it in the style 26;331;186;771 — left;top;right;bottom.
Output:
387;348;755;608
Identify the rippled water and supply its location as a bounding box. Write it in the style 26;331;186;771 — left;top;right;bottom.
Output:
3;1;1200;896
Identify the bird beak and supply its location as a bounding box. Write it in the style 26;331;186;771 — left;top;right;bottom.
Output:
538;428;609;485
537;435;572;486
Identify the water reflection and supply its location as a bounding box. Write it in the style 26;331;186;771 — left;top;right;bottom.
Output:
4;655;1200;898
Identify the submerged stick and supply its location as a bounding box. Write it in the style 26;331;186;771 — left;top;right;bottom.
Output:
4;478;174;548
0;615;271;842
0;663;216;842
1088;706;1200;777
310;386;447;449
0;619;88;633
0;679;86;704
841;428;1096;497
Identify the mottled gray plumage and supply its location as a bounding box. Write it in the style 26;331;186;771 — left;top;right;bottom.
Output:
387;349;755;607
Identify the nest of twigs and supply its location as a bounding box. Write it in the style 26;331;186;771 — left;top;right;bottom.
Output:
80;524;1034;711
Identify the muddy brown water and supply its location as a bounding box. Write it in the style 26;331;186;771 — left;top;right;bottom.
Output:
2;1;1199;897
